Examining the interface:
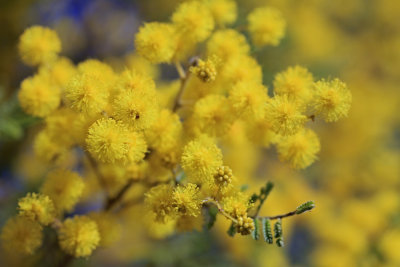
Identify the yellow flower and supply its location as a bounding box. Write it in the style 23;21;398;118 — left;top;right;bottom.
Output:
18;25;61;66
276;128;320;169
265;95;307;136
172;183;201;217
126;131;148;163
86;118;129;163
207;29;250;62
145;184;175;223
1;216;43;255
58;215;100;257
18;72;61;118
181;135;223;183
39;56;77;89
64;73;109;115
18;193;56;225
247;6;286;47
145;109;183;152
33;130;68;162
273;65;314;103
172;1;215;43
312;78;352;122
189;56;220;83
41;169;85;212
192;94;234;137
222;54;262;86
135;22;178;63
45;107;79;146
112;86;158;131
205;0;237;26
229;81;268;120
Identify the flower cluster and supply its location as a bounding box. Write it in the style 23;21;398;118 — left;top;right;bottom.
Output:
1;0;351;263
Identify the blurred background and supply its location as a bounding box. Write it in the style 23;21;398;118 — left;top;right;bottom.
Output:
1;0;400;266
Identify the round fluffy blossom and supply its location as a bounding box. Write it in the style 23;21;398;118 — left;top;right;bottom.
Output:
18;25;61;66
86;118;129;163
247;6;286;47
112;87;158;131
41;169;85;212
18;193;56;225
207;29;250;61
33;129;68;162
145;184;175;222
1;216;43;255
64;73;109;115
172;1;215;43
18;73;61;118
265;95;308;136
192;94;234;136
135;22;177;63
126;131;148;163
276;128;321;169
312;78;352;122
222;54;262;86
58;215;100;257
115;69;156;95
172;183;201;217
229;81;268;120
181;135;223;183
206;0;237;26
273;65;314;103
145;109;183;152
39;57;77;89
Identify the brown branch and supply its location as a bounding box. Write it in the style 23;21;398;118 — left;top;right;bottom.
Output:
202;198;238;223
104;179;135;211
256;210;297;221
172;61;191;112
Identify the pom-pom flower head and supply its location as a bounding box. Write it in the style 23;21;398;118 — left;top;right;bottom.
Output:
181;135;223;183
86;118;130;163
312;78;352;122
41;169;85;212
206;0;237;26
247;6;286;47
229;81;268;120
172;183;201;217
18;72;61;118
58;215;100;257
64;73;109;115
207;29;250;62
172;1;215;43
18;193;56;225
276;128;321;169
18;25;61;66
145;184;175;222
265;95;308;136
1;216;43;255
273;66;314;103
135;22;177;63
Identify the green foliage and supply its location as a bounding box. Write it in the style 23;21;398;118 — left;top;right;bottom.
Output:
262;218;273;244
295;201;315;214
207;206;218;229
274;219;284;247
227;223;236;237
251;218;259;240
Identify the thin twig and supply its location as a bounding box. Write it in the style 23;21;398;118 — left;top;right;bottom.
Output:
256;210;297;221
202;198;238;223
104;179;135;211
172;61;191;112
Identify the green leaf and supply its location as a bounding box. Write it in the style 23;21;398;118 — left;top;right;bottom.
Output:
274;219;284;247
251;218;259;240
227;223;236;237
207;206;218;229
261;182;274;198
295;201;315;214
262;218;273;244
